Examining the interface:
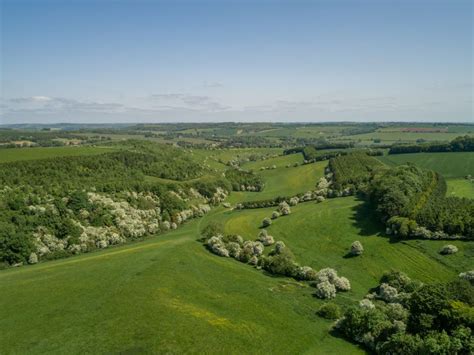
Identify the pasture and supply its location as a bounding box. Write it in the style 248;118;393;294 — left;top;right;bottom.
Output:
447;178;474;199
376;152;474;179
0;146;116;163
227;161;326;203
1;195;471;354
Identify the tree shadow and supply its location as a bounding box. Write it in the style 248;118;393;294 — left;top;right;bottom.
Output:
349;196;401;243
343;252;359;259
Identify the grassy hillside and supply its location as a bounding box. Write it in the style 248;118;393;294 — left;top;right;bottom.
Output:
227;161;326;203
447;178;474;199
0;207;361;354
376;152;473;179
2;196;471;354
0;146;117;163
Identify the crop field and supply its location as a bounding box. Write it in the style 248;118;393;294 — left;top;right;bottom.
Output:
376;152;474;179
0;146;117;163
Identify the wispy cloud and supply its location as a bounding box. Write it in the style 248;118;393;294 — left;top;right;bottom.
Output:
149;93;230;111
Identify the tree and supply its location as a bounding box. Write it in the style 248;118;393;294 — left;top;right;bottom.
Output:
350;241;364;256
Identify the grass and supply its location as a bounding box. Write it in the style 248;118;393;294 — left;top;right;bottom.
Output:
223;198;468;297
447;178;474;199
341;131;471;144
0;208;361;354
0;146;117;163
376;152;474;179
227;160;327;203
2;196;471;354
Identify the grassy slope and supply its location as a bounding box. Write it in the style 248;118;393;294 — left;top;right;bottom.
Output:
377;152;474;179
447;179;474;199
0;208;360;354
227;160;326;204
2;197;471;354
0;146;117;163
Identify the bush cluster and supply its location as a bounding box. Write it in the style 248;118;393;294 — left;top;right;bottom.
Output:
336;270;473;354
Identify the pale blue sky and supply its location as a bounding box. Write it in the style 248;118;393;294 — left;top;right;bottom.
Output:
1;0;472;123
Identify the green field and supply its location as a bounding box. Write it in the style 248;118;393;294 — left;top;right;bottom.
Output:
447;178;474;199
0;146;116;163
227;160;326;203
2;195;471;354
377;152;474;179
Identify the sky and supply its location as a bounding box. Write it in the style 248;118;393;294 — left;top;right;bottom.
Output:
0;0;472;124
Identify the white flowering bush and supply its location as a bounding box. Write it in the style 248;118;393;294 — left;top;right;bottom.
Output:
334;276;351;291
226;242;241;258
28;253;38;264
262;217;272;227
350;241;364;256
278;201;291;215
274;241;286;254
207;235;229;257
315;280;337;299
248;255;259;266
315;268;338;283
271;211;280;219
459;270;474;283
439;244;458;255
359;299;375;309
296;266;318;281
317;177;330;189
260;234;275;246
378;283;398;302
289;197;299;206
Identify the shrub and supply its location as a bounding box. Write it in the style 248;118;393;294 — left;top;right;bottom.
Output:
248;255;259;266
223;234;244;245
227;242;241;258
262;217;272;228
296;266;318;281
273;241;286;254
334;276;351;291
207;235;229;257
315;268;338;284
28;252;38;264
459;270;474;284
315;280;337;299
257;230;275;246
378;283;399;303
262;247;297;277
289;197;299;206
359;299;375;309
271;211;280;219
201;221;224;239
350;241;364;256
439;244;458;255
278;201;291;215
317;303;342;319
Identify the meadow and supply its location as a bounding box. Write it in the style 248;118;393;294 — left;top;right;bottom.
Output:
376;152;474;179
0;146;117;163
2;193;471;354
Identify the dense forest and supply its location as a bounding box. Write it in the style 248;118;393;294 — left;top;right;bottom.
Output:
389;136;474;154
369;165;474;239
